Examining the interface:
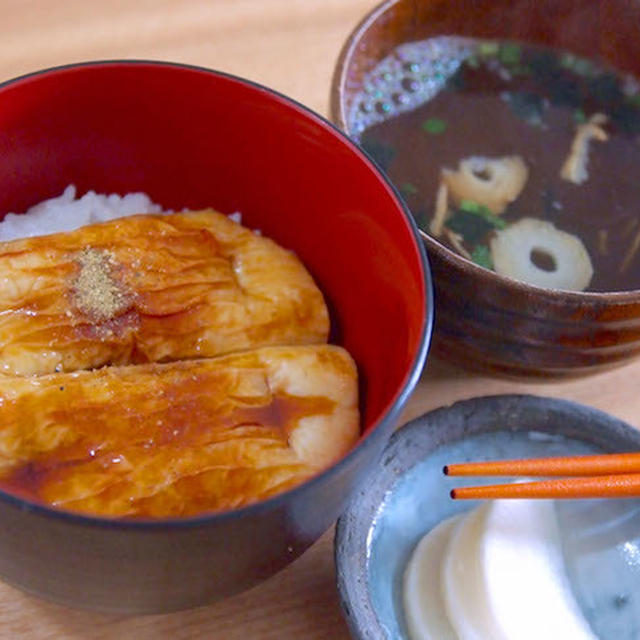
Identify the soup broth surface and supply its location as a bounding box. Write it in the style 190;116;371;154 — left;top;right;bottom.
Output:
351;37;640;292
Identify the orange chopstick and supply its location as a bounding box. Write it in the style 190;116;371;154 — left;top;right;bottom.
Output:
444;452;640;477
450;473;640;500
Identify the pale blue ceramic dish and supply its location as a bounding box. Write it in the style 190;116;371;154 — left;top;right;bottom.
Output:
335;395;640;639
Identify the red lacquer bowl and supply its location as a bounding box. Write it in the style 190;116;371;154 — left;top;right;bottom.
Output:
0;61;432;612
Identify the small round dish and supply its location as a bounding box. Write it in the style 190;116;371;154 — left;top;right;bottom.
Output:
331;0;640;377
335;394;640;639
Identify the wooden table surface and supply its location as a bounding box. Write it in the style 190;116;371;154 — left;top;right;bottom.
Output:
1;1;639;637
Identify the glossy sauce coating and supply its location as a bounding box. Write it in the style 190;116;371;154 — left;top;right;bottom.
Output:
0;210;329;375
0;345;359;518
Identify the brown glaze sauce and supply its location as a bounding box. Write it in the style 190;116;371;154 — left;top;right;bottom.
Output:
359;40;640;292
0;366;336;518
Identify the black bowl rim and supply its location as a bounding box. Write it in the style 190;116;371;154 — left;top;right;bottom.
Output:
334;393;640;640
0;59;434;530
332;0;640;302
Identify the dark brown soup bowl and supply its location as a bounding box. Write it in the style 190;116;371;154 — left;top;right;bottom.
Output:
332;0;640;377
0;61;432;612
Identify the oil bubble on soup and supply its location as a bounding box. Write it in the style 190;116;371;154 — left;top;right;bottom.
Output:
352;37;640;292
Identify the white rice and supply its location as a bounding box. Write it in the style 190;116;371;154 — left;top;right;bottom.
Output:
0;185;245;242
0;185;166;242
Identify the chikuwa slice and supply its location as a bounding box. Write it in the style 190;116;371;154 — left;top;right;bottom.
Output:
490;217;594;291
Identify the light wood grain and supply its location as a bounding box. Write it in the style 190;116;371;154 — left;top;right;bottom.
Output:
0;0;374;117
1;0;639;637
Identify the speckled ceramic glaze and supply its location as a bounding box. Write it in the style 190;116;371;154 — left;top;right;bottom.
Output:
331;0;640;376
335;394;640;639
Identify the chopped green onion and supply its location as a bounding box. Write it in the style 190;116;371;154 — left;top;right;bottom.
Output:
471;245;493;269
400;182;418;195
477;207;507;229
499;42;521;65
446;204;505;246
466;56;480;69
560;53;575;69
460;199;480;213
445;211;493;246
459;200;506;229
478;41;499;57
560;53;592;75
572;58;593;77
421;118;448;134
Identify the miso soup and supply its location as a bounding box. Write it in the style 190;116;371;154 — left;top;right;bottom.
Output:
350;37;640;292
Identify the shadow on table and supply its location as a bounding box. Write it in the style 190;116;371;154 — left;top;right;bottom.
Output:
7;530;349;640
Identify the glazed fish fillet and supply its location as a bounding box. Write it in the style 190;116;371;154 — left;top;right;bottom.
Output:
0;210;329;375
0;344;358;518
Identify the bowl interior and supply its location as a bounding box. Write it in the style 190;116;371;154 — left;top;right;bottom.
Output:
336;394;640;639
0;61;429;437
328;0;640;376
334;0;640;131
333;0;640;295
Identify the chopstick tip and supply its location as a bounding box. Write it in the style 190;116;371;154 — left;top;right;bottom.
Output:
443;465;450;476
